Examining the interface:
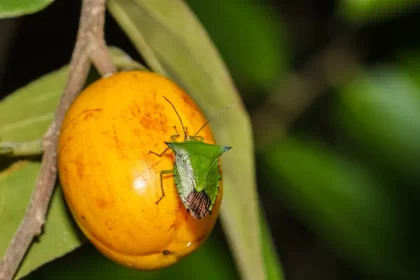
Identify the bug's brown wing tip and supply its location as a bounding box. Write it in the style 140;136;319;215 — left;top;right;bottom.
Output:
186;190;211;219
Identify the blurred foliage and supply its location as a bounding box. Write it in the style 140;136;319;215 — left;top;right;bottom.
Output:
399;50;420;89
339;0;419;23
336;66;420;181
0;0;54;19
263;137;419;279
186;0;288;92
260;210;285;280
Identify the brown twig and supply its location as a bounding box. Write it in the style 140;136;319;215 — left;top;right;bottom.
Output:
0;0;116;279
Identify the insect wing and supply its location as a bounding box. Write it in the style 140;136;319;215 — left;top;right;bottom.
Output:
172;148;195;208
203;156;222;212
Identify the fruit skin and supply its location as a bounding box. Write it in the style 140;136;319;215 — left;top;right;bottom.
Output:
57;71;223;270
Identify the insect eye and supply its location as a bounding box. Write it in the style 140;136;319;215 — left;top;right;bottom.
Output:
222;146;232;153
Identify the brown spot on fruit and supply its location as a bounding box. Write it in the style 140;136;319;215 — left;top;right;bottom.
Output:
96;198;112;209
61;108;103;133
112;125;122;152
74;157;84;179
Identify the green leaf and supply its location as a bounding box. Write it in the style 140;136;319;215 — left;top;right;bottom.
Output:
0;47;145;279
0;46;144;143
186;0;287;90
336;67;420;180
107;2;280;279
0;68;65;142
398;50;420;89
264;137;417;278
338;0;419;23
0;0;54;19
24;234;238;280
260;210;284;280
0;161;85;279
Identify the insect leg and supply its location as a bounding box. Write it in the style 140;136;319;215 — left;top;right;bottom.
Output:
156;170;174;204
194;136;204;141
171;126;180;142
149;147;170;157
150;126;181;155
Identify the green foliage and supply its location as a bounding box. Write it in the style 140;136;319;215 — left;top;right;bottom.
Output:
0;47;144;279
0;162;84;279
107;0;279;279
338;0;419;23
0;68;65;142
264;137;419;278
0;0;54;19
186;0;287;90
336;67;420;180
398;51;420;89
260;210;284;280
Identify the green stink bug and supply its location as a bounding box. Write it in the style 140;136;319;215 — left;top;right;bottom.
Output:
149;97;234;219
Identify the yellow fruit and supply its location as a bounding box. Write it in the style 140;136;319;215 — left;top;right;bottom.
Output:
57;71;222;270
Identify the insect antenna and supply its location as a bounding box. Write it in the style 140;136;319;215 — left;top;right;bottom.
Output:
194;104;237;137
163;96;187;140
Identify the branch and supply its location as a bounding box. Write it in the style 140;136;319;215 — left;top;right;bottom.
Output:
0;0;116;279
